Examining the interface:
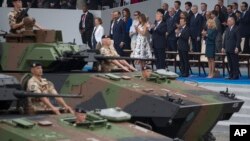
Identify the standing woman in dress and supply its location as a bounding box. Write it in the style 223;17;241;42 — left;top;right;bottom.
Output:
202;19;218;78
129;11;141;51
92;17;104;49
122;8;133;51
131;13;152;69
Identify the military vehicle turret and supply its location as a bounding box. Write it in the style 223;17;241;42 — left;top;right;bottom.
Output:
0;30;244;141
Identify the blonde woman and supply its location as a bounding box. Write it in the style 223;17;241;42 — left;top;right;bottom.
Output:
100;35;136;72
202;19;218;78
92;17;104;49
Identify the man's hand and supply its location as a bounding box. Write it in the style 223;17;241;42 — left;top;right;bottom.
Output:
51;107;60;115
221;48;225;53
165;32;169;37
65;106;74;114
197;36;201;41
201;30;207;37
79;29;84;34
120;42;125;48
235;48;239;54
150;24;155;29
50;3;55;7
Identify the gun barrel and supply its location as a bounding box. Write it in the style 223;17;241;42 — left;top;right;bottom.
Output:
95;55;156;61
71;54;155;61
14;91;82;98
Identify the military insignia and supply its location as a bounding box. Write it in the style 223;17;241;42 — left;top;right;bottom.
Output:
30;85;36;90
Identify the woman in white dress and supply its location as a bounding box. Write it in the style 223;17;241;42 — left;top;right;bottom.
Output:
129;11;141;51
131;13;152;69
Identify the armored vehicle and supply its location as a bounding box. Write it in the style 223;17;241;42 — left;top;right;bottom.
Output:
0;30;244;141
0;74;173;141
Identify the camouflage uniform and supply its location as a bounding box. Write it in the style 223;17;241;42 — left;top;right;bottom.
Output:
100;40;119;71
26;76;58;111
27;76;57;95
100;42;120;57
8;9;24;33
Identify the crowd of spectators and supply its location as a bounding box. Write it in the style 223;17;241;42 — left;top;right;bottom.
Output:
5;0;250;79
78;0;250;79
0;0;147;9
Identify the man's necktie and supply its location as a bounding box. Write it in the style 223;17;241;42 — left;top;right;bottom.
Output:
82;14;86;28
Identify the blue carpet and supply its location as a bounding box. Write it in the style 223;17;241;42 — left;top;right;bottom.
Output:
177;74;250;85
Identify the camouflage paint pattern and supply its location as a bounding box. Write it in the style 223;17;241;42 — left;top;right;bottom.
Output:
6;72;243;141
0;42;80;71
0;114;171;141
0;31;244;141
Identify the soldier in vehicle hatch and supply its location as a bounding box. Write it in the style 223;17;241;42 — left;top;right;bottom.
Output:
27;62;74;115
8;0;42;33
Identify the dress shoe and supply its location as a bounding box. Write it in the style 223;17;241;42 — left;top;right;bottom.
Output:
181;74;189;77
231;76;239;80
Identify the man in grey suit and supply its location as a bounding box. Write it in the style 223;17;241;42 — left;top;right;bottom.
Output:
222;17;241;80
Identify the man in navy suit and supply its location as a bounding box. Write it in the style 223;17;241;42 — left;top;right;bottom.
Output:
166;7;178;52
185;1;193;25
190;5;203;53
79;5;94;49
111;10;126;56
232;2;241;14
174;0;182;20
218;0;227;14
162;3;170;22
238;2;250;53
176;18;191;77
200;3;208;17
222;17;241;80
226;5;237;21
150;9;168;69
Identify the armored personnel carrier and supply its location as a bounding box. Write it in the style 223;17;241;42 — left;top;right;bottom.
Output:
0;30;244;141
0;74;173;141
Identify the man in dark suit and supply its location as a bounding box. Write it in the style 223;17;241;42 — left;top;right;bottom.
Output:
79;5;94;49
166;7;178;52
232;2;241;14
190;5;203;52
239;2;250;53
111;10;126;56
226;5;237;21
185;1;193;25
109;11;115;39
218;0;227;14
176;18;191;77
222;17;241;80
162;3;170;22
150;9;168;69
174;0;182;20
200;2;207;17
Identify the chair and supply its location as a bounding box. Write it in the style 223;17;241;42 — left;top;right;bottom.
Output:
114;0;121;7
239;38;250;78
123;0;131;5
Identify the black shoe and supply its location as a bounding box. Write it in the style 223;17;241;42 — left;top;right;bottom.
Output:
231;76;239;80
181;74;189;77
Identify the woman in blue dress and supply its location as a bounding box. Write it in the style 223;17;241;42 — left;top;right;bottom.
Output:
202;19;218;78
122;8;133;51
